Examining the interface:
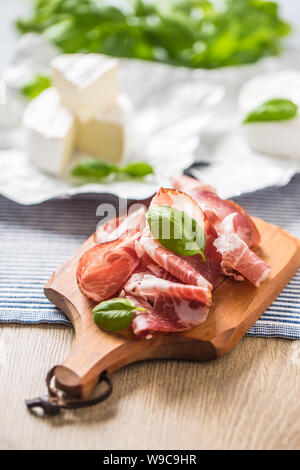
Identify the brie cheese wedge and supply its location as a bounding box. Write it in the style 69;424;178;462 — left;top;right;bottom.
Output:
239;70;300;159
77;93;134;164
51;53;119;122
23;87;76;176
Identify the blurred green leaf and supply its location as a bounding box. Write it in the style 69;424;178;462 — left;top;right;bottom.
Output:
71;158;117;178
243;98;298;123
16;0;291;69
122;162;154;177
21;74;51;100
71;157;154;181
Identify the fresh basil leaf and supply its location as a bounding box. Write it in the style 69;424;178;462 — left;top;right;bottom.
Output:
71;158;154;181
121;162;154;177
93;298;145;331
21;75;51;100
146;205;206;259
71;158;117;179
243;98;298;124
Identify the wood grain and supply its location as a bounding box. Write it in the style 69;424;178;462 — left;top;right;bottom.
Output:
44;217;300;398
0;324;299;450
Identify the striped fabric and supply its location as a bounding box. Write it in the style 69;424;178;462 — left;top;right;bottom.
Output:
0;175;299;339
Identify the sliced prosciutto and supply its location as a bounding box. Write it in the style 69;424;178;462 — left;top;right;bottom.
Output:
123;259;211;337
214;213;271;287
76;176;270;338
172;174;260;248
125;294;209;339
124;269;211;306
171;174;216;194
150;186;204;229
139;252;174;279
138;207;221;288
138;227;212;290
139;187;212;291
77;233;140;302
181;218;222;288
95;207;146;244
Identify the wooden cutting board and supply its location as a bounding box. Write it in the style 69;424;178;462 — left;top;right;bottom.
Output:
44;217;300;399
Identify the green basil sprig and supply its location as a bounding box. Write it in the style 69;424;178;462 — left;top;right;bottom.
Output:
21;75;51;100
243;98;298;124
93;298;145;331
122;162;154;177
146;205;206;260
71;158;118;178
71;158;154;181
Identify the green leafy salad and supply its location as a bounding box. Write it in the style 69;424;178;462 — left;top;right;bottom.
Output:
16;0;290;69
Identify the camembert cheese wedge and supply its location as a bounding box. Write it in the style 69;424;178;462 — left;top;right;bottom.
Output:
51;53;119;122
77;93;134;164
23;87;76;176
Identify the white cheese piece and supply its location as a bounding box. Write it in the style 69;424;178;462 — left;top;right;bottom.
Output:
239;70;300;159
76;93;134;164
23;87;76;176
51;53;119;122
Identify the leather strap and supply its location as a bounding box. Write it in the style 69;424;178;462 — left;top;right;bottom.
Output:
25;367;112;417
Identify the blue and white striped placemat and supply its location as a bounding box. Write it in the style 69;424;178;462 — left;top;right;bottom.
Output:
1;176;299;339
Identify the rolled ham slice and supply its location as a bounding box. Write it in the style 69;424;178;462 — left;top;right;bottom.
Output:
140;187;212;291
139;226;212;290
214;213;271;287
181;218;222;288
172;174;260;247
150;186;205;230
95;207;146;244
125;293;209;339
124;269;211;306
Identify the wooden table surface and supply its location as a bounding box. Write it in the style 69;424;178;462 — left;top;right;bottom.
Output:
0;324;299;450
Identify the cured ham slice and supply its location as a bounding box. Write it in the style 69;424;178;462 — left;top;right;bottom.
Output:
171;174;216;194
182;218;222;288
139;227;212;290
138;210;221;288
77;233;140;302
95;214;127;244
214;213;271;287
95;207;146;244
126;294;209;338
124;270;211;306
123;261;211;337
151;187;204;229
172;175;260;247
139;252;179;280
140;187;212;290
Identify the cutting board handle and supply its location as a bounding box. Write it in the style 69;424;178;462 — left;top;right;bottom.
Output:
26;365;113;416
53;329;127;399
44;286;135;399
44;283;161;401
